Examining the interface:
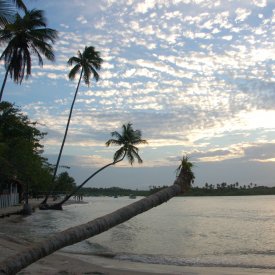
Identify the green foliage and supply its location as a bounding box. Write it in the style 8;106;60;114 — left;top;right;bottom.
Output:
106;122;148;165
0;8;58;98
54;171;76;193
68;46;103;85
185;183;275;196
0;101;52;193
0;0;27;26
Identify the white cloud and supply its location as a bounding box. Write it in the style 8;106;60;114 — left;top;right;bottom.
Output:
76;15;88;24
134;0;157;13
252;0;267;8
235;8;251;22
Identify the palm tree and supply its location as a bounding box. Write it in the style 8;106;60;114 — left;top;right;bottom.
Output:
47;123;148;210
0;9;58;101
0;0;26;26
0;156;194;274
41;46;103;206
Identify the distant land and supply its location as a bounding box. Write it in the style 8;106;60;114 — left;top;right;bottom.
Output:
78;184;275;197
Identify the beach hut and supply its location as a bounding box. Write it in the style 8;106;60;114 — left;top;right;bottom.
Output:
0;179;22;208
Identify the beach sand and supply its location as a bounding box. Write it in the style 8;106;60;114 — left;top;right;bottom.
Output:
1;216;275;275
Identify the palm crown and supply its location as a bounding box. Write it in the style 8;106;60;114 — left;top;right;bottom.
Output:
176;155;195;183
0;9;58;84
106;123;148;165
68;46;103;85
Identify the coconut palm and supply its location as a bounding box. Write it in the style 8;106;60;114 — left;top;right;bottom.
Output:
0;9;58;101
0;0;27;26
0;156;194;274
41;46;103;206
48;123;148;210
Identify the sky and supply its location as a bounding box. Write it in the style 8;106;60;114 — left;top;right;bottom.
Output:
1;0;275;189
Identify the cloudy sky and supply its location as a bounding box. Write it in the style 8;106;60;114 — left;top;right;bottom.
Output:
1;0;275;189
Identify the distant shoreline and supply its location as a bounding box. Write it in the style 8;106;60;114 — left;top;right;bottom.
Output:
78;186;275;197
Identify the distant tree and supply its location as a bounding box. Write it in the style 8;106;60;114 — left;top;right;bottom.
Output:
204;182;209;189
0;9;58;101
221;182;227;189
41;46;103;205
45;123;148;210
54;171;76;193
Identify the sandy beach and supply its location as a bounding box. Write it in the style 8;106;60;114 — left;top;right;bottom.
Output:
0;216;274;275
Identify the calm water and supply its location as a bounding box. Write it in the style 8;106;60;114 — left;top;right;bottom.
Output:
2;196;275;269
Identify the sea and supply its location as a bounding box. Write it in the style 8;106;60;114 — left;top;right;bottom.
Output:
2;195;275;270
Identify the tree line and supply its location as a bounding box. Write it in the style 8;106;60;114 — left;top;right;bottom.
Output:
150;183;275;196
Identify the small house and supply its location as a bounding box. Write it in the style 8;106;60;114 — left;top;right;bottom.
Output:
0;179;22;208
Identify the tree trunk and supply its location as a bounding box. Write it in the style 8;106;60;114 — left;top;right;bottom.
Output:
49;157;125;210
41;69;83;205
0;167;192;275
0;69;9;103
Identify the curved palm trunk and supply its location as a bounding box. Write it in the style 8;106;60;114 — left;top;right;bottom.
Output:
41;68;83;205
49;156;125;210
0;166;191;275
0;68;9;102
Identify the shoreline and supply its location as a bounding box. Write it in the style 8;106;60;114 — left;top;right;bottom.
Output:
0;231;274;275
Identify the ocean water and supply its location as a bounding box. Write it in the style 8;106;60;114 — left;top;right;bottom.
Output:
2;195;275;270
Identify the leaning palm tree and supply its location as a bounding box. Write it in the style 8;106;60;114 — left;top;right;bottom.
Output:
47;123;147;210
0;9;58;101
0;0;27;26
0;156;194;274
41;46;103;206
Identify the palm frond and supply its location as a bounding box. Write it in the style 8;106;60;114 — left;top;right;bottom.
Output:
105;139;122;147
110;131;122;140
0;7;57;88
113;147;125;162
83;63;91;86
126;150;135;165
131;147;143;164
13;0;27;12
106;123;148;166
68;64;81;80
67;56;81;66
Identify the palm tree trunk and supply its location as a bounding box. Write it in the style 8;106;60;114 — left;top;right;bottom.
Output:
49;156;126;210
0;167;191;275
41;68;83;205
0;68;9;102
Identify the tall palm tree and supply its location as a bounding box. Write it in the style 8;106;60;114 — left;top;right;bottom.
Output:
47;123;148;210
41;46;103;206
0;156;194;274
0;0;26;26
0;9;58;101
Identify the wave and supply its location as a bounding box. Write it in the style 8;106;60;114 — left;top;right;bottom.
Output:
114;253;275;270
60;239;275;270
